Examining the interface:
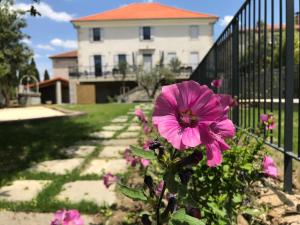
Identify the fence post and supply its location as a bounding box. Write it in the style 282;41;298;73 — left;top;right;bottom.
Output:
232;18;239;126
284;0;294;194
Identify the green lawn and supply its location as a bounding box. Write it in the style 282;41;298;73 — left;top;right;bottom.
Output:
0;104;135;186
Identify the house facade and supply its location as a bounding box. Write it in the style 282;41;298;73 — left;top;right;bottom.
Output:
51;3;218;104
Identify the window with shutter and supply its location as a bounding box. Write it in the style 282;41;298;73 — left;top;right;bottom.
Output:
142;26;151;40
190;26;199;39
92;28;101;41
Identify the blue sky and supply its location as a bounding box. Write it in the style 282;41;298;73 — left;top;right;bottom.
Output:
15;0;245;78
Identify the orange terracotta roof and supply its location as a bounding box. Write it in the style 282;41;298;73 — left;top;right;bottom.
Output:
72;3;218;22
29;77;69;88
49;50;77;59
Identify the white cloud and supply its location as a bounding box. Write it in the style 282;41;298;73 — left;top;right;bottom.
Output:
50;38;77;49
34;53;41;59
21;37;32;45
37;44;55;51
147;0;154;2
220;15;234;27
12;2;73;22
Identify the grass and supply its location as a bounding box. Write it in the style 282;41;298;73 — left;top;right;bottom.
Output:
0;103;136;213
0;103;134;185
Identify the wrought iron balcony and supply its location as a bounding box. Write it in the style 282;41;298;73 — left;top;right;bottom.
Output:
68;64;196;81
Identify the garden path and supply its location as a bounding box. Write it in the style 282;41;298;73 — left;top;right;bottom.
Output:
0;103;152;225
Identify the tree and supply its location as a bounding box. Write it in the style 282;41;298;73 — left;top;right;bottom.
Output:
135;65;175;99
0;0;32;106
44;69;50;81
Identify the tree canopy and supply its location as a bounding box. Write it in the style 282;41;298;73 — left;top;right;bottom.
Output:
0;0;32;106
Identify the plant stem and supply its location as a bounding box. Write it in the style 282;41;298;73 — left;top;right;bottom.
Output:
156;182;167;225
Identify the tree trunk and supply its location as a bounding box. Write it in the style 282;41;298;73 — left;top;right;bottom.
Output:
1;90;10;107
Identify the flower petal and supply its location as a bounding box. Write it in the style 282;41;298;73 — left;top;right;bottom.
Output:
206;141;223;167
182;127;201;148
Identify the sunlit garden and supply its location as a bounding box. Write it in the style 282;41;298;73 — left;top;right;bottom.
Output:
2;0;300;224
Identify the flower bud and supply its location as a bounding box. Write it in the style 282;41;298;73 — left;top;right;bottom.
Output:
149;141;161;150
161;197;177;219
144;175;155;196
141;214;152;225
187;207;201;219
179;169;194;185
177;151;203;167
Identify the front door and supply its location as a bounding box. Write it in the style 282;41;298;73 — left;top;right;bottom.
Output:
94;55;102;77
143;54;152;72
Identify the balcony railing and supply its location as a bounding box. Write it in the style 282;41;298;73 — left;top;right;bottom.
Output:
68;64;197;80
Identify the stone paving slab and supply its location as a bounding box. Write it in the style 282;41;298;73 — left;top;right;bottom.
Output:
117;132;139;139
90;131;115;139
56;181;117;206
30;158;84;175
111;117;128;123
0;106;65;122
102;125;125;131
100;139;137;146
98;146;126;158
0;211;96;225
81;159;128;176
127;125;141;132
0;180;50;202
64;146;96;158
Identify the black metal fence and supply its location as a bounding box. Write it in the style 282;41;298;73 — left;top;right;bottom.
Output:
191;0;300;193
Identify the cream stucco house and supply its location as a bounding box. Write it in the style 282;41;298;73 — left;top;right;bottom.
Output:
50;2;218;104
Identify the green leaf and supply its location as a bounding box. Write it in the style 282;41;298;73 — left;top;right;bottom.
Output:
240;163;253;172
118;184;147;201
169;209;205;225
164;168;179;193
243;208;262;217
130;145;156;160
233;194;242;204
207;202;227;217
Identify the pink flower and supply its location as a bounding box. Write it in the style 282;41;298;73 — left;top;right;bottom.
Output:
143;140;152;151
153;81;235;167
153;81;223;150
103;173;118;188
51;209;83;225
135;108;147;123
143;122;151;134
155;180;165;196
218;94;238;115
263;156;278;178
211;79;223;88
140;158;150;168
124;148;138;167
260;114;276;130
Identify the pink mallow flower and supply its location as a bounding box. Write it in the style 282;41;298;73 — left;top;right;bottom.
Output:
51;209;83;225
135;108;147;123
153;81;235;167
124;148;138;167
211;79;223;88
103;173;118;188
140;158;150;168
155;180;165;196
263;156;278;178
143;140;152;151
260;114;276;130
143;122;151;134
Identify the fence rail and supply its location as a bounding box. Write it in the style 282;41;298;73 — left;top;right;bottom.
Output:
191;0;300;193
